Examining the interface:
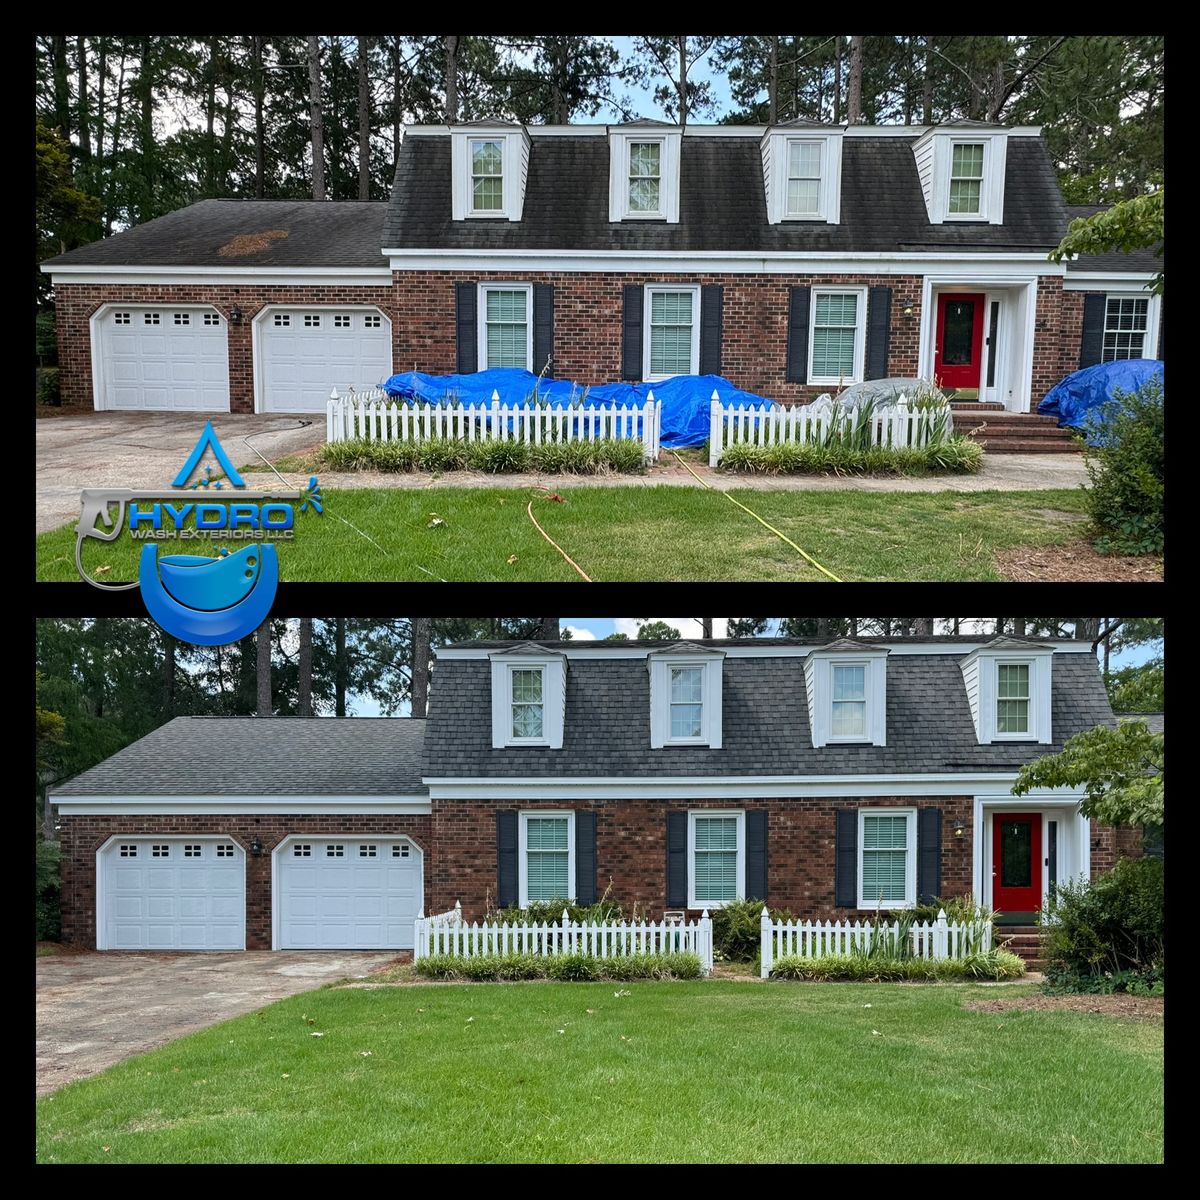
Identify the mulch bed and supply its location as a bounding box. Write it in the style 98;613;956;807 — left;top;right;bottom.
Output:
965;993;1163;1020
995;540;1163;582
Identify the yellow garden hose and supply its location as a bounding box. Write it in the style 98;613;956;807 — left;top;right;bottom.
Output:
527;499;593;582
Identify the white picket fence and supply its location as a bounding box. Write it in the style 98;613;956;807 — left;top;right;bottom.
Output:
413;904;714;975
708;392;950;466
327;387;662;461
759;908;991;978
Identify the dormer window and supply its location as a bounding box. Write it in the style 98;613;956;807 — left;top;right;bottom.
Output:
608;128;681;223
510;667;545;739
948;142;984;216
913;127;1008;225
959;639;1052;744
648;646;724;748
761;126;843;224
804;642;888;747
471;140;504;212
785;140;822;217
831;664;868;738
451;127;529;222
489;646;566;748
669;666;704;738
628;141;662;215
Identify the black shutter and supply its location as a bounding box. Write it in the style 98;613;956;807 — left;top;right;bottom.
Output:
1156;303;1164;361
622;284;643;380
865;286;892;380
786;286;811;383
834;810;857;908
746;810;768;902
575;810;597;905
700;284;724;376
666;811;687;907
455;282;478;374
533;283;554;378
917;808;943;905
496;809;518;908
1079;293;1106;368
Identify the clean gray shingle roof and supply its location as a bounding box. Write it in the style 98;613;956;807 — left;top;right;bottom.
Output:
42;200;388;268
51;717;426;796
384;134;1068;252
1115;711;1164;733
1063;204;1163;274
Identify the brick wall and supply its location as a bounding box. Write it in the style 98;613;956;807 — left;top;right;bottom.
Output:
1058;290;1086;381
1090;822;1145;875
59;813;431;950
54;284;394;413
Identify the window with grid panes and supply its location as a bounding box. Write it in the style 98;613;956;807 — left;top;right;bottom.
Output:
949;143;984;214
648;290;695;377
1102;296;1150;360
471;140;503;212
669;666;704;738
692;816;740;904
831;664;867;738
860;813;910;905
811;292;859;379
482;288;529;369
524;816;570;901
786;141;821;216
511;667;544;739
628;141;662;213
996;663;1030;734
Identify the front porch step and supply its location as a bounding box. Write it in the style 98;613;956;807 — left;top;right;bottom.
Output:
995;925;1046;968
950;402;1007;412
952;411;1083;454
973;438;1083;455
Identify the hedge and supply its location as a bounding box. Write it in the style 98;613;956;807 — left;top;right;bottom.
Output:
769;949;1026;982
718;436;983;475
414;951;702;982
320;437;647;475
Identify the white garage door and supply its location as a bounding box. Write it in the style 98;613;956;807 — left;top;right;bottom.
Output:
277;838;421;950
259;308;392;413
97;307;230;411
98;837;245;950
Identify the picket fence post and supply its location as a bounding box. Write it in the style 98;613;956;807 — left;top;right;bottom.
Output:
934;909;949;960
760;906;774;979
697;910;713;976
709;394;723;467
327;389;339;443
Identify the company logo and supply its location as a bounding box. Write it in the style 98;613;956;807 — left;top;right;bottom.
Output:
75;422;322;645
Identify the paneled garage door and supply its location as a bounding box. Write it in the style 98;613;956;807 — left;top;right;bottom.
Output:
98;837;245;950
277;837;421;950
258;308;392;413
96;307;230;411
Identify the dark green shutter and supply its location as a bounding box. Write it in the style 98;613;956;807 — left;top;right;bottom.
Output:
666;811;687;907
575;810;597;905
786;286;811;383
533;283;554;377
700;284;724;376
456;282;478;374
496;809;518;908
865;286;892;380
834;810;857;907
1079;294;1106;368
622;284;643;380
746;810;768;902
917;808;942;905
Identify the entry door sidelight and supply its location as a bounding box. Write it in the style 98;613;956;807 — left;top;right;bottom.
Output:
992;813;1042;915
934;293;986;390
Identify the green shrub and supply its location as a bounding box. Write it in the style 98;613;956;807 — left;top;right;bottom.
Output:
318;437;646;475
769;950;1024;982
710;898;793;963
36;367;61;407
36;309;58;366
36;840;61;942
470;438;531;473
414;951;702;982
1082;380;1164;555
718;436;981;476
911;895;996;925
486;897;625;925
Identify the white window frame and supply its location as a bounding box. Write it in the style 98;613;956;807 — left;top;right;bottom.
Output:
687;809;745;911
477;282;534;372
490;650;566;749
608;129;681;223
649;652;724;748
947;140;986;218
1101;294;1152;361
450;129;528;222
518;810;576;907
626;138;665;218
991;659;1035;741
784;138;824;219
761;129;844;225
642;284;701;382
828;660;871;743
666;664;707;745
807;286;868;386
469;138;505;216
506;663;549;746
857;807;917;911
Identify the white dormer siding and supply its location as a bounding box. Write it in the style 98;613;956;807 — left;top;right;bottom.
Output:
760;127;844;225
608;128;682;224
803;642;888;748
451;126;530;222
648;644;723;748
911;127;1008;225
489;646;566;748
959;639;1053;744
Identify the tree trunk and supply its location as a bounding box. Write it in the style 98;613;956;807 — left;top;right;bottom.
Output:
334;617;348;716
701;618;714;639
298;617;313;716
537;618;560;640
95;38;106;179
358;35;372;200
105;44;126;234
307;35;326;201
912;617;935;636
444;35;459;122
676;34;688;128
848;617;859;638
52;35;70;139
252;36;266;198
1074;618;1101;642
391;36;402;166
903;36;914;124
816;617;836;637
163;633;176;717
995;618;1006;635
550;37;570;124
204;37;218;194
75;36;91;172
1013;617;1027;637
138;36;154;221
219;69;236;194
411;616;432;717
922;36;935;124
846;35;864;123
256;620;272;715
767;36;779;124
833;35;842;124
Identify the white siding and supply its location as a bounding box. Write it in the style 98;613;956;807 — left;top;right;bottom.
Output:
961;655;981;740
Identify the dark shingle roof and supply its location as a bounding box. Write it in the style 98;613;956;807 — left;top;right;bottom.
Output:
422;650;1115;779
42;200;388;268
51;717;426;796
1063;204;1163;274
1115;711;1164;733
384;134;1068;252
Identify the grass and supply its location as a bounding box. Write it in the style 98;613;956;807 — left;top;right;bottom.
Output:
35;981;1162;1164
37;486;1088;583
36;943;62;958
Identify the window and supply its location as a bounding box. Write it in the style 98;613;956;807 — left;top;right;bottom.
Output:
203;313;221;326
216;844;235;857
479;285;532;370
996;663;1031;735
471;140;504;212
334;314;351;328
1102;296;1150;361
364;313;381;328
809;289;865;384
113;312;130;325
948;143;984;215
785;140;822;217
144;312;160;326
358;844;377;858
391;844;411;859
273;314;290;327
173;313;190;326
293;844;311;857
303;314;321;328
628;141;662;214
184;844;202;857
119;844;137;857
831;663;867;739
519;812;575;905
510;667;545;740
644;286;699;381
858;809;916;909
325;844;344;858
649;651;723;749
151;844;170;858
688;811;745;909
669;666;704;740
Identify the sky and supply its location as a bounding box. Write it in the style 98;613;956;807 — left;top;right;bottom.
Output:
603;37;735;121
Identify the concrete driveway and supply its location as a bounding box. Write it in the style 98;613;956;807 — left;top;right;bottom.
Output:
36;412;324;534
36;950;398;1096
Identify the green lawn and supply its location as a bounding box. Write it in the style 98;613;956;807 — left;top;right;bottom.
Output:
37;486;1089;583
36;981;1163;1164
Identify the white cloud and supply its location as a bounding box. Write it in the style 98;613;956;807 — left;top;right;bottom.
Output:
611;618;728;640
562;625;597;641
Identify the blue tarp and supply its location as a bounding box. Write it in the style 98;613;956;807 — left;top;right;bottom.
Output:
379;369;777;448
1038;359;1163;440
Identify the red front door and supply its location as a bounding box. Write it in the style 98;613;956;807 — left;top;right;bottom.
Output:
934;293;986;390
992;813;1042;915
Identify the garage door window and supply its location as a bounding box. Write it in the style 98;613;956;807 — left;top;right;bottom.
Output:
274;314;290;327
119;843;137;857
217;843;235;857
144;312;160;325
326;844;344;857
203;313;221;326
114;312;130;325
334;314;351;328
152;844;171;857
359;844;377;858
184;844;202;857
293;844;311;857
392;844;411;858
304;314;321;327
174;313;191;326
365;314;382;328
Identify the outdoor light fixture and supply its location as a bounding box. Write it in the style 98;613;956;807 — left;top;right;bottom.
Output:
229;305;244;326
250;837;264;857
953;819;966;839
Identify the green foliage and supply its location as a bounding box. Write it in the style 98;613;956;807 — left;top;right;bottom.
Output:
770;949;1025;982
485;897;625;925
1105;659;1164;713
1040;857;1163;985
35;118;101;305
36;841;62;942
718;437;982;476
1081;382;1164;555
319;437;646;476
36;368;61;407
1043;967;1164;997
711;899;793;962
911;895;996;926
36;310;58;366
635;621;682;641
1014;720;1163;827
414;951;703;982
1050;192;1164;294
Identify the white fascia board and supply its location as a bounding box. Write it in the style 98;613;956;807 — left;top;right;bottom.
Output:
44;265;391;286
1062;272;1158;291
434;641;1092;661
